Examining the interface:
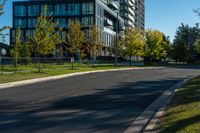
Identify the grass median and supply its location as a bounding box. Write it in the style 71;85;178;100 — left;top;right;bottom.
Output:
0;63;139;84
159;77;200;133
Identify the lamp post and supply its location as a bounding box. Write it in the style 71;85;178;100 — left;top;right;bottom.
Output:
114;0;120;67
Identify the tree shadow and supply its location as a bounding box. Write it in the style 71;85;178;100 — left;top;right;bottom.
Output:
0;78;186;133
159;114;200;133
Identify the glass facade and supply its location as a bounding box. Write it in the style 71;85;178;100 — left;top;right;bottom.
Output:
41;5;53;16
15;18;26;28
28;5;39;16
67;4;80;15
28;18;37;28
54;4;66;16
82;17;94;27
14;5;26;16
68;18;79;24
26;29;35;38
82;3;94;15
55;18;67;28
12;0;125;52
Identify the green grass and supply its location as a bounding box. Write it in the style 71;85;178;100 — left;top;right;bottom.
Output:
159;77;200;133
0;63;138;84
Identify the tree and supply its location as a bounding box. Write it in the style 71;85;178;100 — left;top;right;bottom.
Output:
173;23;200;62
29;5;61;72
123;28;145;65
20;41;31;66
109;36;125;59
0;0;7;33
194;38;200;61
66;21;84;69
145;29;167;63
11;28;21;67
87;25;102;66
161;34;171;62
172;41;189;63
194;39;200;54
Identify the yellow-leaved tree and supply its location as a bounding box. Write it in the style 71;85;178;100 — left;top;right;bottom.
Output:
123;28;145;66
145;29;170;64
87;25;102;66
67;21;84;69
29;5;62;72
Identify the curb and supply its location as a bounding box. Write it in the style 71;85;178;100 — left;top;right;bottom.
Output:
123;76;195;133
0;67;164;90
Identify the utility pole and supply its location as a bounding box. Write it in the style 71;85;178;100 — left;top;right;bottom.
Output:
114;0;119;67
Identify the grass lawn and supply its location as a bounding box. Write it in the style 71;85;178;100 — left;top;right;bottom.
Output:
0;63;138;84
159;77;200;133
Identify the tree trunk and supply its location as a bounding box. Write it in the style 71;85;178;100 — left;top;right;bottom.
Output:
38;55;42;73
71;54;74;69
129;54;132;66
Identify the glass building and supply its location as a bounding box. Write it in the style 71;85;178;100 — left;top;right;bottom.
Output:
11;0;125;56
11;0;145;55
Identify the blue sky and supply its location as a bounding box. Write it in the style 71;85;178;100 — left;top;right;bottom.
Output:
145;0;200;41
1;0;200;43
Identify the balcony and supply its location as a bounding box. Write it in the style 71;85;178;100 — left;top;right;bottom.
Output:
128;7;135;16
128;0;134;7
104;18;113;26
124;13;134;21
124;20;134;27
108;0;119;11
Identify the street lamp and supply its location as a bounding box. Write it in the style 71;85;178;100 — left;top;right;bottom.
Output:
114;0;120;67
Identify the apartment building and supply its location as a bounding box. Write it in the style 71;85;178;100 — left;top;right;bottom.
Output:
120;0;145;31
10;0;145;55
11;0;125;55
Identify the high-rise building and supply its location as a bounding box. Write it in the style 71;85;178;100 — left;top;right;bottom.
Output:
11;0;125;55
120;0;135;28
134;0;145;31
10;0;145;55
119;0;145;31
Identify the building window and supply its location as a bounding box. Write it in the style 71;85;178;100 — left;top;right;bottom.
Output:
28;5;39;16
82;17;94;27
55;18;67;28
58;31;66;41
14;5;26;16
68;18;79;24
67;4;80;15
96;4;103;17
15;18;26;28
41;5;53;16
28;18;37;28
82;3;94;15
54;4;66;16
12;29;24;42
26;30;35;38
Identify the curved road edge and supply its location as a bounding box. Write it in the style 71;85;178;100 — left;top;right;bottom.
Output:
123;75;197;133
0;67;165;90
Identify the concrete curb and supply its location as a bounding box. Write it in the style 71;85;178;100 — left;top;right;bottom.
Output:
123;76;195;133
0;67;164;90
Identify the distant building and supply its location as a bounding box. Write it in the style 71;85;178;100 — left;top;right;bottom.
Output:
134;0;145;31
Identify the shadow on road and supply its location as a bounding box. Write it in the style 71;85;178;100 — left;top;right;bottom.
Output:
0;78;184;133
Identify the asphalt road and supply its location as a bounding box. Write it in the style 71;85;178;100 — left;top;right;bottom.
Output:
0;67;200;133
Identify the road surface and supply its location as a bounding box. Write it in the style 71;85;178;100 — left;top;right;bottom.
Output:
0;67;200;133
